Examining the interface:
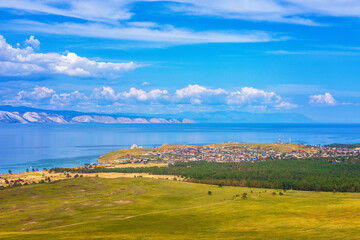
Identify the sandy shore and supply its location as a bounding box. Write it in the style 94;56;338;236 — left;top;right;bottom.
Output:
0;163;177;187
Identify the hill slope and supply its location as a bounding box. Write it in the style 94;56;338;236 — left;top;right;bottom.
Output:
0;177;359;239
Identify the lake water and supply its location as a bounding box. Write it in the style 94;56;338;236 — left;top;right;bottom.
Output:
1;123;360;174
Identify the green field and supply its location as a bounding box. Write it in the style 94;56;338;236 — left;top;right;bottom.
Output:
1;177;360;239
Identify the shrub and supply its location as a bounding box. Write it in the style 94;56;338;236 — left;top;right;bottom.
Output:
241;192;248;199
208;191;212;195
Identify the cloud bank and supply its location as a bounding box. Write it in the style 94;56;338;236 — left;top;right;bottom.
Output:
6;84;297;113
0;35;138;77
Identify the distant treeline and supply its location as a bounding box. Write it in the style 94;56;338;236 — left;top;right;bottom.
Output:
325;143;360;148
52;157;360;192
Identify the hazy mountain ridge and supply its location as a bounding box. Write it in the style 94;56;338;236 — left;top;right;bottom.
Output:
0;106;194;124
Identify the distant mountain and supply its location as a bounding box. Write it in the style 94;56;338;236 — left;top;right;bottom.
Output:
0;106;194;124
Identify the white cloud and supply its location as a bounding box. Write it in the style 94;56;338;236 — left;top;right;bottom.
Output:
176;84;227;98
50;91;88;106
0;0;132;23
11;84;297;111
120;88;168;101
309;93;337;105
3;0;360;26
4;20;277;44
226;87;281;105
18;86;55;101
0;35;138;77
275;101;298;109
165;0;360;25
92;86;118;101
25;35;40;49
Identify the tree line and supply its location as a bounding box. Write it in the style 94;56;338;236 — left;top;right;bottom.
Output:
51;156;360;192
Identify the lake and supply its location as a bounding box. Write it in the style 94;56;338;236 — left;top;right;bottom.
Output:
1;123;360;173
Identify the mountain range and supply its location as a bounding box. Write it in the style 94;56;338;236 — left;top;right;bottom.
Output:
0;106;194;124
0;105;313;124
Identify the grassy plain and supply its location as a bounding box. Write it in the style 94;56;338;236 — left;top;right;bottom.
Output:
1;177;360;239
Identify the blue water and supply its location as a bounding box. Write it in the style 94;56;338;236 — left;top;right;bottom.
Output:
1;123;360;174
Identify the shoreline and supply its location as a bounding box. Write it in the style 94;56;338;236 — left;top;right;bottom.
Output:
0;163;173;188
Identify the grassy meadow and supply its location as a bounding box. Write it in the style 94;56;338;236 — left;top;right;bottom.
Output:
1;177;360;239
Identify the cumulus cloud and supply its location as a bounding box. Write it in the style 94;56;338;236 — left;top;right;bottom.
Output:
175;84;227;104
11;84;297;111
176;84;227;98
226;87;281;105
0;35;138;77
91;86;169;102
275;101;298;109
92;86;119;101
25;35;40;49
18;86;55;101
50;91;88;106
309;93;337;105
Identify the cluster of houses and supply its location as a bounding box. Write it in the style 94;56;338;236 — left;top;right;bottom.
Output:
107;144;360;165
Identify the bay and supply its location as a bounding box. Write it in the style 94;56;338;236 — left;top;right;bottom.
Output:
1;123;360;174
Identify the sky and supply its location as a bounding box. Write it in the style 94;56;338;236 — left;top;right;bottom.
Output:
1;0;360;122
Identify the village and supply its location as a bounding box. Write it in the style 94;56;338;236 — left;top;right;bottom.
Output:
108;144;360;165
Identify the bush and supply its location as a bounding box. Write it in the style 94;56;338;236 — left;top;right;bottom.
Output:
208;191;212;195
241;192;247;199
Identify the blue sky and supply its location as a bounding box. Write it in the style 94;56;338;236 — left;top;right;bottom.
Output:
1;0;360;122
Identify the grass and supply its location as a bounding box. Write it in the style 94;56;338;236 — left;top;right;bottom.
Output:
1;177;359;239
99;142;310;163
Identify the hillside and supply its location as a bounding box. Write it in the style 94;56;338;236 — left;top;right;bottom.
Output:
0;177;359;239
0;106;192;124
98;142;310;163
